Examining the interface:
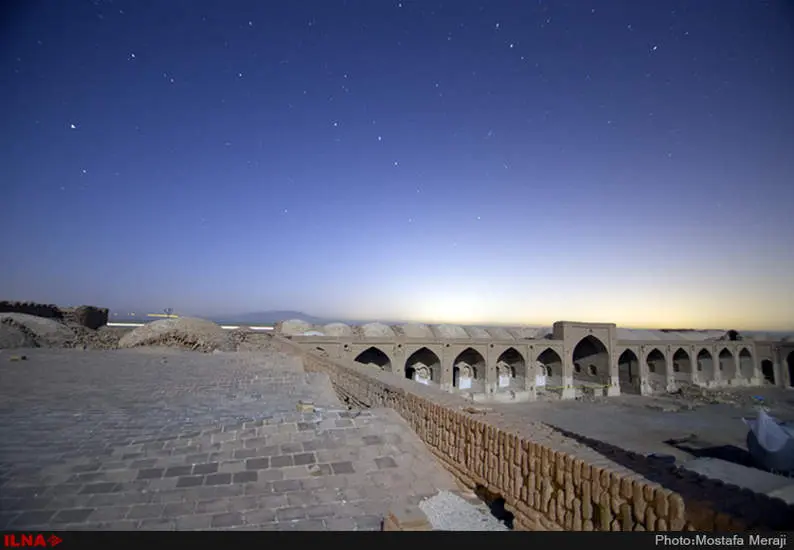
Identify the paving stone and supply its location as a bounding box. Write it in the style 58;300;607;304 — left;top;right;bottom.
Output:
175;476;204;488
245;457;270;470
138;518;176;530
175;514;213;530
232;471;258;484
355;515;385;531
79;483;119;495
100;520;141;530
137;468;164;480
88;506;131;522
286;491;316;506
52;508;95;524
270;455;293;468
375;457;398;469
162;502;197;518
211;512;244;528
331;462;355;475
272;479;302;493
195;499;229;514
279;519;327;531
0;350;461;532
164;466;192;477
192;463;219;475
205;473;232;486
11;510;56;527
243;508;277;525
276;506;307;522
293;453;316;466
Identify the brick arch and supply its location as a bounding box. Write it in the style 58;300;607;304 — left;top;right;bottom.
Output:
672;347;692;373
718;347;738;379
738;347;754;379
405;347;441;384
572;335;609;380
617;348;640;391
536;347;563;378
353;346;392;370
696;348;716;380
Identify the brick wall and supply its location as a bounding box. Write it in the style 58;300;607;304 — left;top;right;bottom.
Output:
270;334;793;531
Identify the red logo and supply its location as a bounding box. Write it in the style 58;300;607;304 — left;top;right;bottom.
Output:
3;534;62;548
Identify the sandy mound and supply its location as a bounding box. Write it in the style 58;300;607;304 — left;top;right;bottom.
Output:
0;318;38;348
68;324;122;350
118;317;234;352
0;313;77;348
227;329;279;352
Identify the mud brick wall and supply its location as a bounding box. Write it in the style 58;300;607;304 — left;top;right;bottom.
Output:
0;301;108;329
0;301;63;320
61;305;109;330
269;334;793;531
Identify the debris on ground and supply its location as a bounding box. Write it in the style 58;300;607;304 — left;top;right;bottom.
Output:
419;491;509;531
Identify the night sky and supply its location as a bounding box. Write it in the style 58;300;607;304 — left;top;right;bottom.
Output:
2;1;793;330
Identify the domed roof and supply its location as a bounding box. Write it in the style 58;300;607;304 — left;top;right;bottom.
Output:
433;324;469;339
278;319;315;336
398;323;434;338
359;322;395;338
323;322;352;337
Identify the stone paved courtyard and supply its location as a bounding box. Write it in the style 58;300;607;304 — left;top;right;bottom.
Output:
0;348;460;530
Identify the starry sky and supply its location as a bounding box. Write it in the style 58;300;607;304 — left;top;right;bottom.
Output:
2;0;793;330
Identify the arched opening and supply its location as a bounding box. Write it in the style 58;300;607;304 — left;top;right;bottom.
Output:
646;348;667;391
787;352;794;388
761;360;775;385
354;347;391;370
496;348;526;390
572;335;609;387
617;349;639;392
672;348;692;379
453;347;486;392
697;349;715;382
718;348;737;381
405;347;440;385
738;348;754;380
536;348;562;393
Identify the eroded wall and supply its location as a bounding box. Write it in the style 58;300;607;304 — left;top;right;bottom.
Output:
0;301;109;330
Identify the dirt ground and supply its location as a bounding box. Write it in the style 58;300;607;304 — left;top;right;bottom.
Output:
495;385;794;465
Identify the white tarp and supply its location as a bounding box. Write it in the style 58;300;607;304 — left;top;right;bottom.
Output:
535;374;547;388
498;374;511;388
743;409;794;473
458;376;472;390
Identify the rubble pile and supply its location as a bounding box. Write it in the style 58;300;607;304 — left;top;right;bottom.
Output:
118;317;236;353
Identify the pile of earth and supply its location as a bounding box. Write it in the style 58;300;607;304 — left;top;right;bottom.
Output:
0;312;122;350
665;384;775;409
117;317;236;352
226;328;279;352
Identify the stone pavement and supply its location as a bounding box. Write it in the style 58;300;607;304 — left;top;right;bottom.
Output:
0;348;460;530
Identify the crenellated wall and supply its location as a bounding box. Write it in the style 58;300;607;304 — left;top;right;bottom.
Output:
0;301;109;330
267;332;794;532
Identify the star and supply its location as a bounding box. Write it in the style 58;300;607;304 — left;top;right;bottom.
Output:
69;123;77;130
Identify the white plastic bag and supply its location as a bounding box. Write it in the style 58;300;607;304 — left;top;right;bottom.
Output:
743;409;794;473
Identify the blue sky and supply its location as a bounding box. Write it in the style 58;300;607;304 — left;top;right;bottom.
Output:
2;0;793;329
